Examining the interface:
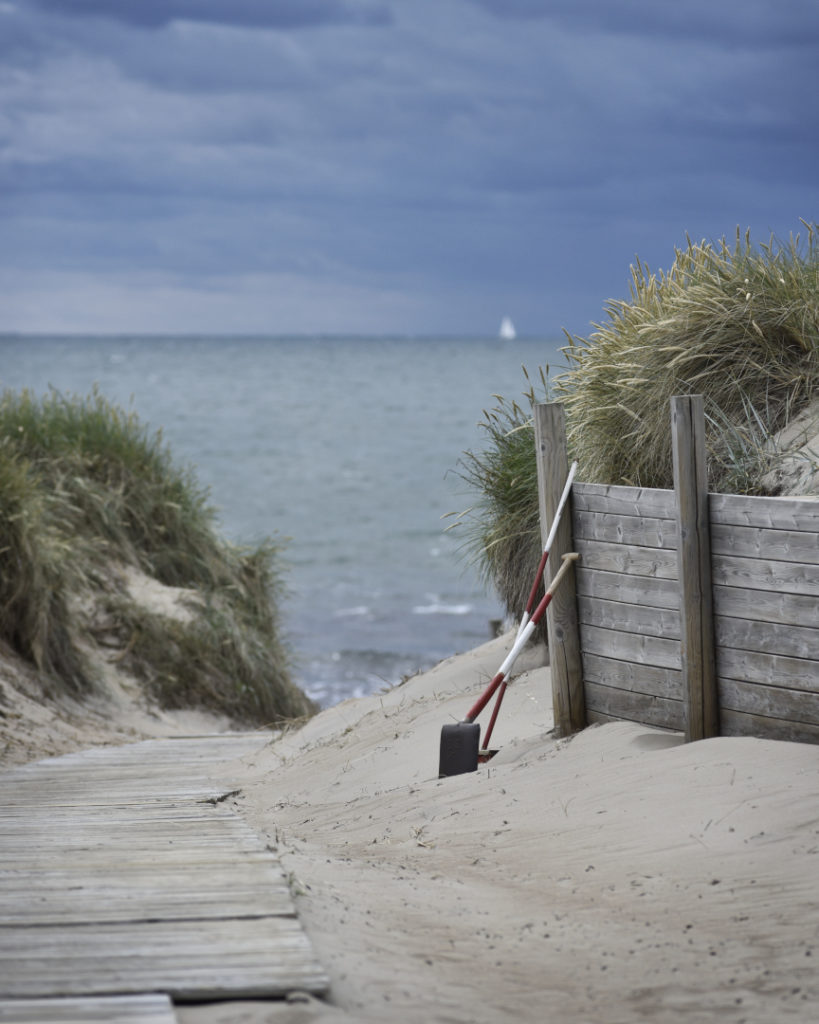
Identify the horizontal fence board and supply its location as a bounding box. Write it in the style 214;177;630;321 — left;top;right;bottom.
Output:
578;596;681;640
580;624;681;670
709;493;819;531
575;539;679;579
710;523;819;565
715;616;819;660
585;709;680;733
573;483;676;518
585;681;684;731
582;652;682;700
718;678;819;726
711;554;819;597
0;994;176;1023
713;585;818;629
573;510;678;549
717;648;819;690
570;481;819;745
720;708;819;745
575;568;680;610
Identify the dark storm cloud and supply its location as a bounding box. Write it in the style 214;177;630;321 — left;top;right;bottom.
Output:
468;0;819;47
29;0;392;30
1;0;817;334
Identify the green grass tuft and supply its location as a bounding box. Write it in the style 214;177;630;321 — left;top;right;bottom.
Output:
455;223;819;620
0;386;315;724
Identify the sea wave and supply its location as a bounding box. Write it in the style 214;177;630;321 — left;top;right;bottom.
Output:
412;601;473;616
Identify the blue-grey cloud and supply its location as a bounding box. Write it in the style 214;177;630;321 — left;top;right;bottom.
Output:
1;0;817;336
29;0;392;30
468;0;819;46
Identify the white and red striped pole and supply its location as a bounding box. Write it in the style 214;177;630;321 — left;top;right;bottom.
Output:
464;551;580;729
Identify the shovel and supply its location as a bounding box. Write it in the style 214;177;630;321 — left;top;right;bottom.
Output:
438;551;580;777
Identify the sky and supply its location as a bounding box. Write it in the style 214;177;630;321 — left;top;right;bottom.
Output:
1;0;817;337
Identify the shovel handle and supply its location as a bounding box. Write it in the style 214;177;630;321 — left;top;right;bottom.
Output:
465;552;579;724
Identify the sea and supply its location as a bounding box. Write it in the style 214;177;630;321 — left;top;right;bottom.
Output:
0;334;565;708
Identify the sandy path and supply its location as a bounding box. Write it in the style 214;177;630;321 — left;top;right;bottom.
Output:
176;632;819;1023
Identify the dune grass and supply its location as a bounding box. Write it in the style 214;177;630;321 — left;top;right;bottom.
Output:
0;386;314;724
456;223;819;619
558;224;818;490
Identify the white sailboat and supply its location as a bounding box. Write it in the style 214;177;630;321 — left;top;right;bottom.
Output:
499;316;516;340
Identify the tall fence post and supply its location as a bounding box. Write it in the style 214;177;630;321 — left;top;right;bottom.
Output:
534;402;585;736
671;395;719;741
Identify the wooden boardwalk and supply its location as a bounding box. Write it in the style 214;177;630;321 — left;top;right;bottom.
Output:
0;734;328;1021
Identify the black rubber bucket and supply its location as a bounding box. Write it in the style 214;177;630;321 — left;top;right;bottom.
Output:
438;721;480;777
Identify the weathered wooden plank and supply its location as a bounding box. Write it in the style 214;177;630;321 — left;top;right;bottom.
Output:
580;624;681;670
715;616;819;660
0;861;294;925
585;709;681;733
0;994;176;1023
720;708;819;744
671;393;718;742
718;678;819;726
711;553;819;596
713;585;818;629
717;648;818;690
585;681;684;731
572;510;678;549
710;523;819;565
709;492;819;531
573;483;676;518
0;735;328;1003
582;652;682;700
578;595;682;640
535;403;585;735
574;538;679;579
575;568;680;609
0;918;327;1001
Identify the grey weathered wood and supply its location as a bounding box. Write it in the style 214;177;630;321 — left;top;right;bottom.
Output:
711;553;819;596
534;402;585;735
580;624;681;670
713;584;818;628
671;394;719;741
581;652;682;700
714;616;819;661
0;735;329;1003
585;681;684;731
574;538;679;578
0;918;326;1000
709;492;819;531
585;709;681;732
719;708;819;744
572;483;676;518
573;510;678;549
710;522;819;565
575;568;679;610
577;595;682;640
717;647;818;689
718;677;819;725
0;994;176;1023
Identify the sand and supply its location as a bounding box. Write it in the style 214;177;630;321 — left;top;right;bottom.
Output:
2;400;818;1021
171;631;819;1024
3;629;819;1021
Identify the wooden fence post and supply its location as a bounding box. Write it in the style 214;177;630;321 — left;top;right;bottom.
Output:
671;395;719;741
534;402;585;736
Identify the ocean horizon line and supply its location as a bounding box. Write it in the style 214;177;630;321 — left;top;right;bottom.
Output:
0;330;563;343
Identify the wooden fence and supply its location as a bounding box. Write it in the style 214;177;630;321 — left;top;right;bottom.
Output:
535;399;819;745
